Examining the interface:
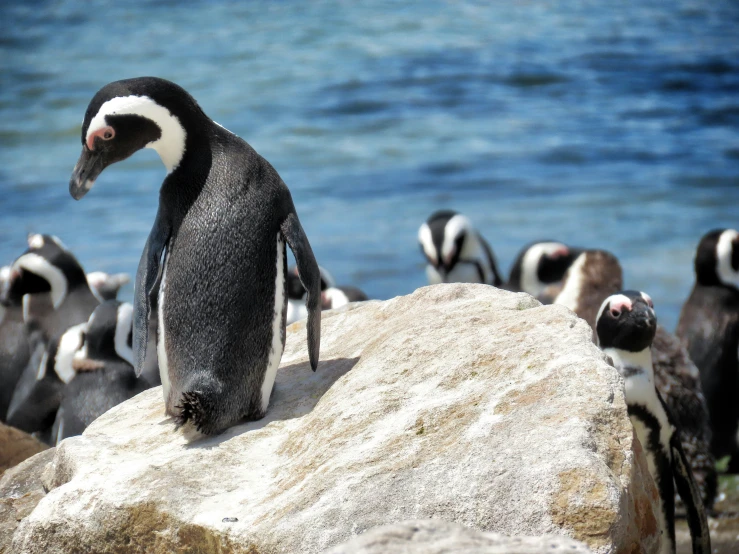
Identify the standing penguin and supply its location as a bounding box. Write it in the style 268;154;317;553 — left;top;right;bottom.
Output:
3;234;100;338
677;229;739;469
51;301;151;444
596;291;711;554
506;241;581;301
554;249;716;508
70;77;321;435
418;210;502;286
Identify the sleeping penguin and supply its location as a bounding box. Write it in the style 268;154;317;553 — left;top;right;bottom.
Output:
596;291;711;554
418;210;502;286
677;229;739;470
70;77;321;435
51;301;151;444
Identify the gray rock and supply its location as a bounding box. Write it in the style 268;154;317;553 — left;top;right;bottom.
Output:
6;285;660;553
323;519;593;553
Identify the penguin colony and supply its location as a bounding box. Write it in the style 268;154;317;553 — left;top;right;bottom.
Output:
0;78;734;548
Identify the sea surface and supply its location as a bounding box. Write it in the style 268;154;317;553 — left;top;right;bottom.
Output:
1;0;738;329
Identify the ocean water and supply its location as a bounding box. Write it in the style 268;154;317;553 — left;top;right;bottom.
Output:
1;0;738;329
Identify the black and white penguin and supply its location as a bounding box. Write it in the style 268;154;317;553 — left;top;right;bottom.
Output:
596;291;711;554
554;249;717;508
51;301;150;444
677;229;739;469
418;210;502;286
321;285;369;310
0;267;45;421
86;271;130;302
506;241;581;301
2;234;100;338
287;265;335;325
70;77;321;435
5;322;85;438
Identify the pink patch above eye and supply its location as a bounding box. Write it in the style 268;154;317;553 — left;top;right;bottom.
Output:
86;126;114;150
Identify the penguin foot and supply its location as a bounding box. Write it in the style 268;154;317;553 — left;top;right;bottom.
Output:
174;390;209;434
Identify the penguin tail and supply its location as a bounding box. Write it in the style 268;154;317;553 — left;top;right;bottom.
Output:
174;390;212;434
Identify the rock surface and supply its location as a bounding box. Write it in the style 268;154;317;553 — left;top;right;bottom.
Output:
0;423;48;476
6;285;660;553
324;519;593;553
0;449;54;552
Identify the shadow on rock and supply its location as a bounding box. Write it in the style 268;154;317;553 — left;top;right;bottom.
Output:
185;356;360;449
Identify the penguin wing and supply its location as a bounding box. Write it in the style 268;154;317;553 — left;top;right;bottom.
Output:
671;433;712;554
281;213;320;371
133;209;171;377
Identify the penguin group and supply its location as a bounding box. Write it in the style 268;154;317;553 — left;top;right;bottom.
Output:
0;233;152;445
419;209;739;553
0;77;731;552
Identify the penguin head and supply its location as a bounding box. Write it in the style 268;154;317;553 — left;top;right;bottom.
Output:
3;234;87;309
418;210;474;273
80;300;134;365
695;229;739;290
287;265;336;300
596;291;657;352
512;241;581;296
86;271;130;302
70;77;208;199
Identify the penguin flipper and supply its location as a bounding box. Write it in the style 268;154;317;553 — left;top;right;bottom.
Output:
281;213;320;371
671;434;711;554
133;209;171;377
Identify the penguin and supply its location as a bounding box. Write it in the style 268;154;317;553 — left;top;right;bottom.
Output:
2;234;100;338
554;249;717;508
676;229;739;470
69;77;321;435
596;291;711;554
418;210;502;286
5;322;85;438
51;301;150;444
506;241;581;301
287;265;334;325
0;267;44;421
86;271;130;302
286;265;369;324
321;285;369;310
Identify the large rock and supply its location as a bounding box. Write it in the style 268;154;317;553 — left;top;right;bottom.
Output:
0;423;48;475
324;519;593;553
6;285;659;553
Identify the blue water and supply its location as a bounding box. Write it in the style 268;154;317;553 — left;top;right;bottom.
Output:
1;0;738;329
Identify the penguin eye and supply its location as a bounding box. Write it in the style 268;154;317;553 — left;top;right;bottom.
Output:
102;128;115;140
610;308;621;317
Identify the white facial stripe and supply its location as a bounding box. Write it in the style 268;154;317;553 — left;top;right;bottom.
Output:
418;223;436;262
86;95;187;173
324;287;350;309
717;229;739;288
115;303;135;366
55;323;87;384
520;242;566;297
28;234;44;249
35;351;49;381
14;253;67;309
261;233;286;413
554;253;587;312
442;215;473;262
640;291;653;306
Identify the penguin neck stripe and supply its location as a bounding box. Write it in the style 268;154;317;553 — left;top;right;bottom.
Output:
87;95;187;173
14;253;68;309
115;303;135;366
521;242;563;297
717;229;739;288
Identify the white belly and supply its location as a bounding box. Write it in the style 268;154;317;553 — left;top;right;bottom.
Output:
260;233;286;413
286;298;307;324
157;259;171;405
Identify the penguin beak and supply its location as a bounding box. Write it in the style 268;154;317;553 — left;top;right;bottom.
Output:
70;147;105;200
